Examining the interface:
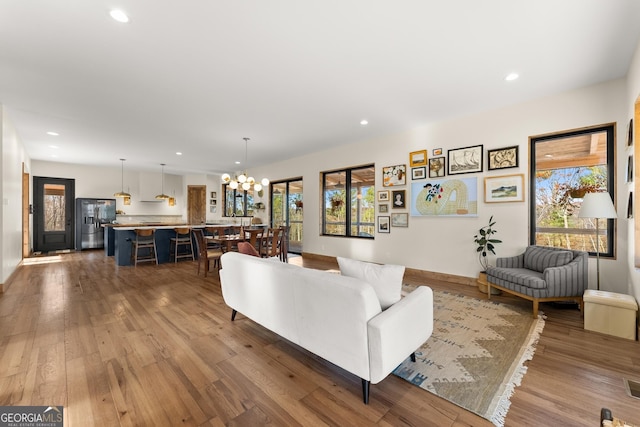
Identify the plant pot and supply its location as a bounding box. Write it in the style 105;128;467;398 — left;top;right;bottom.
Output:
477;272;501;295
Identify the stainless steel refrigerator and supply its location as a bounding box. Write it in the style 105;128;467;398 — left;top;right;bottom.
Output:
75;198;116;250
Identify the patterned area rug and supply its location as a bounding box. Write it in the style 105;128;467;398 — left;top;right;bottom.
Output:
393;285;545;426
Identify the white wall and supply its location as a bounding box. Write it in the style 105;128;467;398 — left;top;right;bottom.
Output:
250;78;630;293
626;39;640;302
32;160;187;218
1;106;30;284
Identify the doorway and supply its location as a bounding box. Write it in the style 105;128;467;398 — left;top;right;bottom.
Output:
187;185;207;225
33;176;75;253
271;178;303;254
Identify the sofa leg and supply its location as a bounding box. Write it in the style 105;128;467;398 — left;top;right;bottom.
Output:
361;379;370;404
532;301;539;319
231;309;237;321
410;352;416;362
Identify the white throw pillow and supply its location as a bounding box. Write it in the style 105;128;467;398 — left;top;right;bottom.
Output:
337;257;404;310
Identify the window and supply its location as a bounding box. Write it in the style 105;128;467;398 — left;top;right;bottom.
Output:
322;165;375;237
223;184;254;217
530;123;615;257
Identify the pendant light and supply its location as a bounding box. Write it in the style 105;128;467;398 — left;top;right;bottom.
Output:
114;159;131;198
155;163;170;200
221;138;269;193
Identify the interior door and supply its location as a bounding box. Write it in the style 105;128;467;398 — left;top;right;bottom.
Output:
33;176;75;253
187;185;206;225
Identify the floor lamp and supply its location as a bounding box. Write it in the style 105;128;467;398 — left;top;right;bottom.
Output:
578;192;617;290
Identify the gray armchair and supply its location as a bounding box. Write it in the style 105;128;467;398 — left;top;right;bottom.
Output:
485;245;589;318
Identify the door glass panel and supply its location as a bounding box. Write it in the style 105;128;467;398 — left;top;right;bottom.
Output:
44;184;66;232
288;180;303;254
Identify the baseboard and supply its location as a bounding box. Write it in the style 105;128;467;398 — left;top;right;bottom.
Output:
301;252;476;287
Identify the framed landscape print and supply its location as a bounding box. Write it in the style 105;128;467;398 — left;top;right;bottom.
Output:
428;157;445;178
433;148;442;156
392;190;406;208
382;164;406;187
447;145;483;175
487;145;519;170
377;216;390;233
484;174;524;203
377;190;390;201
409;150;428;167
411;166;426;180
391;212;408;227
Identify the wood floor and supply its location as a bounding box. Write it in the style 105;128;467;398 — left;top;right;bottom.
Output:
0;251;638;426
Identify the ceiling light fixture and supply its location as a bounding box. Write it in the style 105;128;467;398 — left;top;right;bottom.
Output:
47;131;59;136
360;120;369;125
505;72;519;81
155;163;170;200
110;9;129;23
221;137;269;194
114;159;131;198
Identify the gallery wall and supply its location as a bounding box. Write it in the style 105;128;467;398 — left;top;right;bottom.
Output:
249;78;630;293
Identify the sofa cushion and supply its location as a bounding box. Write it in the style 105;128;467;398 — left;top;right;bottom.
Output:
523;246;573;273
337;257;404;310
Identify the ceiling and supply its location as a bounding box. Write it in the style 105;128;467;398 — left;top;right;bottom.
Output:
2;1;640;176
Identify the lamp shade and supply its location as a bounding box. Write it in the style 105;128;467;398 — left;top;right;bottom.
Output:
578;192;617;219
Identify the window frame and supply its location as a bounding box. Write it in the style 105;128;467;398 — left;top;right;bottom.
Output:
321;164;375;239
529;123;616;258
222;184;254;217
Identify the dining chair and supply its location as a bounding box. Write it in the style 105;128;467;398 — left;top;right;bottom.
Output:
192;228;223;277
258;227;284;259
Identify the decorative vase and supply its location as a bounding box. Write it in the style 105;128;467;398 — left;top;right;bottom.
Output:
477;272;501;295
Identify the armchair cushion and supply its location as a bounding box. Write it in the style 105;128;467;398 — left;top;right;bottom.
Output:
523;246;573;272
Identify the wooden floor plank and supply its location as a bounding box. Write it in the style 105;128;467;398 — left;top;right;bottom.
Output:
0;250;638;426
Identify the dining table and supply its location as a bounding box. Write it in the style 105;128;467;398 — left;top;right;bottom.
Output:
208;234;245;253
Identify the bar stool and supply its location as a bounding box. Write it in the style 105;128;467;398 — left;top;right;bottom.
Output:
131;229;158;266
170;227;194;263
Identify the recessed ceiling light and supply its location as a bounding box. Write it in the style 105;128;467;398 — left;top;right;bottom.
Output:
235;161;241;165
47;131;59;136
110;9;129;23
176;152;182;156
49;145;59;149
360;120;369;126
505;72;519;82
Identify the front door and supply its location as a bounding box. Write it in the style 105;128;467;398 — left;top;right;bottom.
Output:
33;176;75;253
187;185;206;225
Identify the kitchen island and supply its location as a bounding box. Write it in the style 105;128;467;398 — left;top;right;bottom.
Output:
110;224;232;266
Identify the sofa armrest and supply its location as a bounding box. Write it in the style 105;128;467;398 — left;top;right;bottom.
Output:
367;286;433;384
543;256;588;295
496;253;524;268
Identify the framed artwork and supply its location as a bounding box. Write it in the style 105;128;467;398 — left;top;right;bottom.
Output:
627;155;634;183
628;192;634;219
447;144;483;175
210;199;217;205
484;174;525;203
433;148;442;156
377;190;390;201
487;145;519;170
210;206;217;213
379;204;389;213
628;119;633;146
410;177;478;217
377;216;390;233
383;164;406;186
409;150;428;167
392;190;406;208
391;212;409;227
428;157;445;178
211;191;217;198
411;167;426;180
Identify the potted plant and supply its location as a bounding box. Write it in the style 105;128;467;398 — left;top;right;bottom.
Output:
473;215;502;295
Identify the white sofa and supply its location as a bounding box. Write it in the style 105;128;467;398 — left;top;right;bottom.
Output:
219;252;434;403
